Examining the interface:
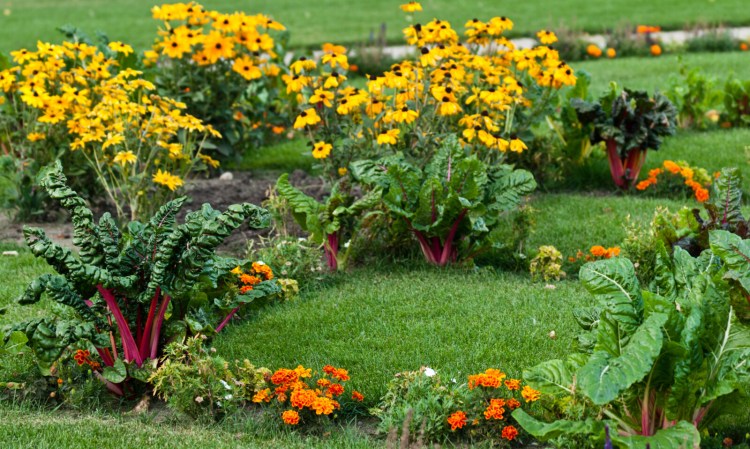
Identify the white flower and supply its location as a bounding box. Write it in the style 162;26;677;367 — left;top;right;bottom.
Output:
451;378;457;383
195;396;204;403
423;367;436;377
224;394;233;400
343;240;351;248
220;379;232;390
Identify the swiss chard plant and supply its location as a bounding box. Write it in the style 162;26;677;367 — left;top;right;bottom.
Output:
4;162;279;395
275;173;382;271
513;242;750;448
352;135;536;266
573;86;677;189
655;167;747;256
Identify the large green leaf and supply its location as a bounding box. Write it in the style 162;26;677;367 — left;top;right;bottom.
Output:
1;331;28;355
512;408;605;441
578;313;668;405
707;167;744;228
522;359;575;395
709;230;750;294
611;421;700;449
580;258;643;335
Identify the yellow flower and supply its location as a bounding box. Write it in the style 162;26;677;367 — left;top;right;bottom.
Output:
389;107;418;124
312;141;332;159
199;154;220;168
377;129;400;145
161;34;191;59
294;109;321;129
309;88;335;108
108;41;133;56
232;56;262;80
536;30;557;45
27;132;46;142
400;2;423;13
152;169;184;191
321;52;349;70
113;150;137;166
338;167;348;176
289;56;317;74
509;138;527;153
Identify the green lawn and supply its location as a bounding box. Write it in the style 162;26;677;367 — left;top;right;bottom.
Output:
1;0;750;53
575;52;750;95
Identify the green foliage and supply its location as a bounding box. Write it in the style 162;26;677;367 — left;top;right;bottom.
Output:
652;167;747;259
573;85;677;188
666;64;724;130
275;173;382;270
516;245;750;447
248;236;324;283
5;161;278;393
574;86;678;159
353;135;536;266
371;368;465;443
149;335;270;420
722;77;750;127
529;246;566;282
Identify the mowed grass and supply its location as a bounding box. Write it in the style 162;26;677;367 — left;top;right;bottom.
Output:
0;405;380;449
1;0;750;52
574;52;750;95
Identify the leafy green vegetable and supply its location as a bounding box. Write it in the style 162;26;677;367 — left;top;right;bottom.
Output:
353;135;536;266
5;161;278;394
573;86;677;189
517;241;750;447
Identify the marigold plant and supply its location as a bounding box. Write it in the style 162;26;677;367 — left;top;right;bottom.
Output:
636;160;711;202
447;368;540;445
254;364;360;426
569;245;621;264
146;2;290;159
0;39;219;221
287;5;576;181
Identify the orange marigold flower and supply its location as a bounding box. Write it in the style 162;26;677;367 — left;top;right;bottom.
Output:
240;274;261;285
317;378;331;388
521;385;541;402
282;410;300;425
327;383;345;397
271;368;299;385
695;188;709;203
252;388;271;403
605;247;621;258
352;390;364;402
506;398;521;410
311;396;337;415
590;245;607;257
650;44;663;56
447;411;467;431
484;398;506;420
332;368;350;382
239;285;253;294
290;388;318;409
504;379;521;390
636;180;652;191
323;365;336;375
663;160;681;174
502;425;519;441
468;368;506;389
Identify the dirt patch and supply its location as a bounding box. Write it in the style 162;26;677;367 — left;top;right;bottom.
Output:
0;170;324;256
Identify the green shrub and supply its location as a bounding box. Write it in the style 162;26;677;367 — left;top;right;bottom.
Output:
529;246;566;282
149;335;269;420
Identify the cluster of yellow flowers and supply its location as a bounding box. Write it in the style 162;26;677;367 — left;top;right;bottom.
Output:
287;3;576;177
146;1;285;77
0;40;219;219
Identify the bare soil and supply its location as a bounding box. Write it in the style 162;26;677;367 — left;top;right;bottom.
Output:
0;170;325;256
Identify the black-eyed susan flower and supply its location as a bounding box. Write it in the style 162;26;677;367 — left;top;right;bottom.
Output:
232;56;262;80
509;138;527;153
114;150;137;166
376;129;400;145
536;30;557;45
294;109;321;129
309;88;334;107
108;41;134;56
389;106;418;124
400;1;422;12
321;52;349;70
311;141;332;159
289;56;317;74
